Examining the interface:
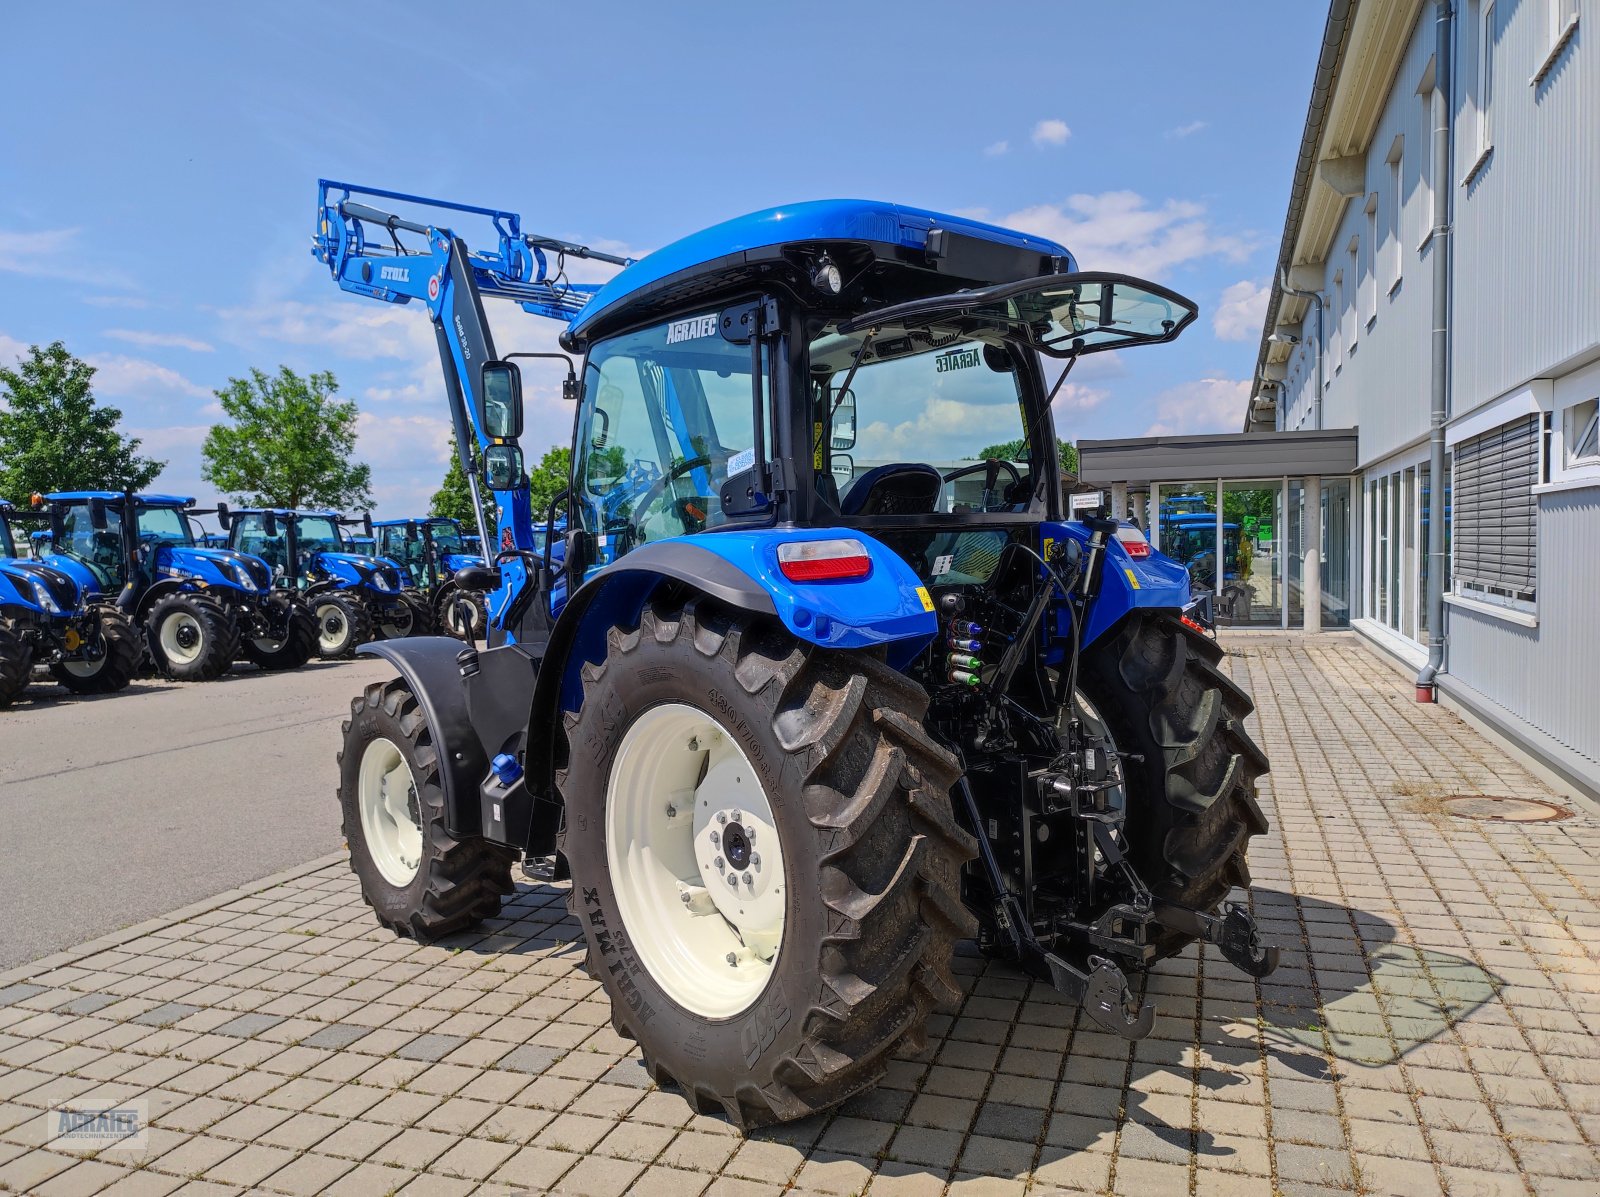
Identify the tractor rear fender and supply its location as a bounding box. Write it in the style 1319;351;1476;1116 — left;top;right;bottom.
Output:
355;636;538;842
518;532;936;857
1039;520;1192;649
133;578;198;621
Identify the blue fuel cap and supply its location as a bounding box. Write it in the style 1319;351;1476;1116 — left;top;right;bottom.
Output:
490;753;523;785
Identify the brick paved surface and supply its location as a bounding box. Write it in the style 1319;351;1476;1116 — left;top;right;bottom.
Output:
1;632;1598;1195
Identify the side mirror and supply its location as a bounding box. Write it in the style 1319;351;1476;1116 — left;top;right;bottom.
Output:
405;520;418;539
483;443;524;491
480;361;523;440
453;564;502;592
89;498;108;531
363;513;374;538
831;389;857;451
263;512;279;537
830;452;856;488
216;501;232;530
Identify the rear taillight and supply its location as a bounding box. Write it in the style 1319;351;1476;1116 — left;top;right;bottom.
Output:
777;538;872;582
1114;526;1151;559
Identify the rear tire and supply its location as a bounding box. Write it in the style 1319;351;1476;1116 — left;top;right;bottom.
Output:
241;594;317;671
313;591;372;659
436;586;488;642
50;608;140;693
338;678;517;938
557;596;976;1129
0;624;34;706
1077;611;1270;960
376;591;433;640
146;592;237;682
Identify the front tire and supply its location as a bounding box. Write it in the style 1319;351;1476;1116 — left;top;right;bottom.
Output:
313;592;372;659
557;597;976;1129
376;591;434;640
436;586;488;643
241;594;317;671
1078;612;1270;960
338;678;516;937
50;608;140;693
146;592;237;682
0;623;33;706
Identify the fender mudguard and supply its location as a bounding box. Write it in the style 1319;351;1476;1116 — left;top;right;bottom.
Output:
1040;521;1191;647
517;530;937;856
356;636;539;842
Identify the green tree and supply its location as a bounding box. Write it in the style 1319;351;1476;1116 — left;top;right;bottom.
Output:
976;437;1079;476
430;432;486;524
0;341;163;498
527;445;572;517
202;367;372;510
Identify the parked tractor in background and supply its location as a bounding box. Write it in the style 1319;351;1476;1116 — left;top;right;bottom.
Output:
222;508;428;657
30;492;312;681
0;500;140;702
315;183;1275;1129
373;516;490;641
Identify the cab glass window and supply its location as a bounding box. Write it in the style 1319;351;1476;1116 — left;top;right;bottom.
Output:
57;503;127;587
232;514;288;573
136;506;193;545
576;311;771;566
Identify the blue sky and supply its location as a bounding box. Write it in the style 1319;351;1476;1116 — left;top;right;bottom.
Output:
0;1;1323;519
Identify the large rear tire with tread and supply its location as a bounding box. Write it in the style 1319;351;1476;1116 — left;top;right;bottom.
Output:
312;591;372;659
0;624;33;706
436;585;488;643
241;594;317;671
556;596;977;1130
146;592;238;682
1077;611;1270;961
376;592;434;640
50;608;141;693
338;678;517;938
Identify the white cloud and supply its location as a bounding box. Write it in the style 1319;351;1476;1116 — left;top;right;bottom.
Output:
105;329;214;352
1212;279;1271;342
1168;120;1209;138
1032;119;1071;147
1000;191;1254;276
86;354;213;400
0;331;26;365
1144;376;1251;436
216;299;439;363
983;140;1010;157
0;228;136;289
83;295;150;309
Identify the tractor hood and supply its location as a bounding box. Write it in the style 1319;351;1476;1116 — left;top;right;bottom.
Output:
0;557;84;614
37;553;104;596
156;545;273;592
316;552;405;592
439;551;486;573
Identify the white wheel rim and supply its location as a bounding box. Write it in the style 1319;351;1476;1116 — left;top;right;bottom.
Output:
159;612;205;665
61;656;103;678
605;702;786;1019
358;737;423;886
317;604;347;653
446;597;479;637
381;604;413;639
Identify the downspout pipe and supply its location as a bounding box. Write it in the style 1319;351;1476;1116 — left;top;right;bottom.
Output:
1278;270;1326;430
1418;0;1453;702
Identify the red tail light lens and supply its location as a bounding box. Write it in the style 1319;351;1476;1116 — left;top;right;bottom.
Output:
777;538;872;581
1114;526;1152;559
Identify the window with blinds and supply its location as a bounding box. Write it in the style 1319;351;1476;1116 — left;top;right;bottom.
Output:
1452;414;1538;605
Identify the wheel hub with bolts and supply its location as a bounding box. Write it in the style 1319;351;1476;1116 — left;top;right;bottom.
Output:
159;612;205;664
604;702;787;1017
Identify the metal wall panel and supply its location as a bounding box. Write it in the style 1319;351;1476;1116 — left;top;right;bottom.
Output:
1448;486;1600;766
1451;2;1600;414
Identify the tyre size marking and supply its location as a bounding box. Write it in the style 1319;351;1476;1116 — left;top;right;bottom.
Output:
637;666;673;685
583;890;656;1026
705;687;776;794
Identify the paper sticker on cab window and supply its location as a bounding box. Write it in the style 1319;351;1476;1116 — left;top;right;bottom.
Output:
915;586;934;612
932;554;954;577
726;446;755;475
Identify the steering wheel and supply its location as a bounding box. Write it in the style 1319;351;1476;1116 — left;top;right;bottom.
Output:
623;450;734;535
942;458;1023;508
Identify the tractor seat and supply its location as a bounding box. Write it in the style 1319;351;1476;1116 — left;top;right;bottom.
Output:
839;463;942;517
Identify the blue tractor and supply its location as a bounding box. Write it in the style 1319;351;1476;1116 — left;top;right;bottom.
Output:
34;491;315;680
222;507;429;657
373;516;491;641
314;184;1275;1127
0;500;141;702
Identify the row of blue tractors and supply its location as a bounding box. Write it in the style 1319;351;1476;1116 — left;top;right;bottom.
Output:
0;494;492;704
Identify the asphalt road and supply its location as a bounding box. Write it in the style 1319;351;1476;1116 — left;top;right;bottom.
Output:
0;656;396;970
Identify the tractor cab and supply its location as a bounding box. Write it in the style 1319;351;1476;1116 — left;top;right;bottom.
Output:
373;517;484;591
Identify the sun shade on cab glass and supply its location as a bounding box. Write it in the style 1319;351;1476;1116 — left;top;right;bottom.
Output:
838;272;1198;358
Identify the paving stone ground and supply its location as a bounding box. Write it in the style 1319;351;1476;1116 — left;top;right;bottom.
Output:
1;631;1598;1196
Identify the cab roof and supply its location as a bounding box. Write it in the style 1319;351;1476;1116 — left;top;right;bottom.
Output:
46;491;195;506
231;508;343;518
371;517;457;527
563;199;1073;348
